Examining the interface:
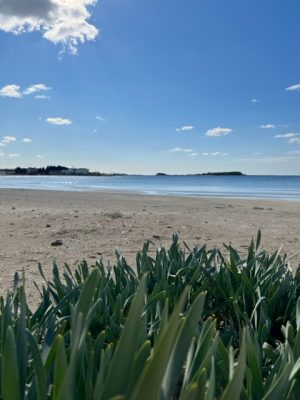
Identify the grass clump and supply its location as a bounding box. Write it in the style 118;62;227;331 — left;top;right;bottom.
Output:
1;231;300;399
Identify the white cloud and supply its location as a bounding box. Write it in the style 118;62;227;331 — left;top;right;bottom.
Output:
0;84;21;98
187;152;199;158
251;98;260;103
254;152;261;155
274;132;300;144
8;153;19;157
205;127;232;137
288;150;300;154
0;151;4;156
96;115;105;121
259;124;275;129
0;0;99;55
289;138;300;144
286;84;300;92
2;135;17;143
36;155;44;159
46;117;72;125
169;147;193;153
202;151;228;156
22;138;32;143
35;95;51;100
0;83;51;98
274;133;298;138
23;83;51;95
0;142;5;147
175;125;195;132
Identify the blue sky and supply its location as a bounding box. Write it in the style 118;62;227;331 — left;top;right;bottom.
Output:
0;0;300;174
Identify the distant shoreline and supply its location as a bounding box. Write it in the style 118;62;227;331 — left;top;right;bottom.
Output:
0;166;244;177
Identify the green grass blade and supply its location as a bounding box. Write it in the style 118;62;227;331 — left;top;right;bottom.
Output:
2;326;21;400
100;275;148;399
220;330;247;400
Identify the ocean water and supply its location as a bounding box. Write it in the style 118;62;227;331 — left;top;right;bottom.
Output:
0;175;300;201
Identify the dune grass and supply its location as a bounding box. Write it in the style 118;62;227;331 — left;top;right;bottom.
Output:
1;232;300;399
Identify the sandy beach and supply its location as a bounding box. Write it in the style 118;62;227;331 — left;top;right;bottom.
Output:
0;188;299;306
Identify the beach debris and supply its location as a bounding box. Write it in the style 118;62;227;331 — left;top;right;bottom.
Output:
110;212;124;219
46;224;51;228
153;235;160;240
51;239;63;247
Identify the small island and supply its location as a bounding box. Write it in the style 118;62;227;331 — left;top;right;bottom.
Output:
156;171;244;176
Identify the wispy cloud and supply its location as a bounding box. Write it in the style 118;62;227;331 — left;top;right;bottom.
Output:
0;0;99;55
289;138;300;144
175;125;195;132
202;151;228;156
46;117;72;125
8;153;19;158
274;133;299;139
0;84;21;98
274;133;300;144
35;95;51;100
2;135;17;144
259;124;275;129
23;83;51;95
22;138;32;143
187;152;199;158
96;115;105;122
169;147;193;153
205;127;232;137
251;98;260;103
36;155;44;159
286;83;300;92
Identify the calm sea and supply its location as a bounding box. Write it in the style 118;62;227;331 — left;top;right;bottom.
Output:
0;175;300;201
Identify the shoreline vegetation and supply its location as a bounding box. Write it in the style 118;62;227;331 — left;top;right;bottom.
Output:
0;165;244;176
1;234;300;398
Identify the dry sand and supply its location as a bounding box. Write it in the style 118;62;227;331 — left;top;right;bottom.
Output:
0;189;299;306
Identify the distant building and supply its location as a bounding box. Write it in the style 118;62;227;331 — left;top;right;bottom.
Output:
0;169;15;175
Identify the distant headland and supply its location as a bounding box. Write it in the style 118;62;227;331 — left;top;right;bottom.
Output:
0;166;126;177
156;171;244;176
0;166;244;177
